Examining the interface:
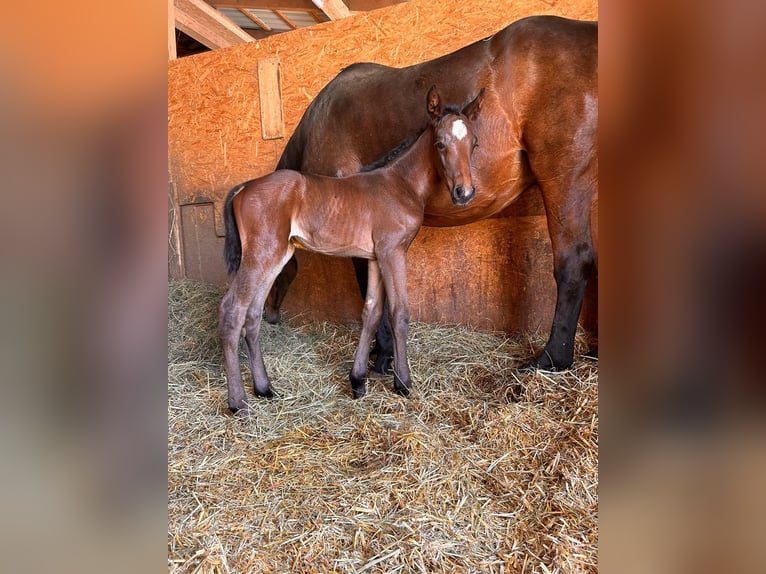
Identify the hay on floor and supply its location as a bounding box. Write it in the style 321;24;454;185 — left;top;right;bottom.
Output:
168;280;597;573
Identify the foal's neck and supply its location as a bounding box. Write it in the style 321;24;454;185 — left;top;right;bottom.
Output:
381;128;440;203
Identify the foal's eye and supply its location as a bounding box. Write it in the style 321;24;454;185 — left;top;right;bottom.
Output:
435;141;446;151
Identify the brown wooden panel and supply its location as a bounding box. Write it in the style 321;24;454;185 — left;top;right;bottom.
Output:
180;203;229;285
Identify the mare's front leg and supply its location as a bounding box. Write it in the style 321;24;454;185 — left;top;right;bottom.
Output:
525;178;595;370
377;249;412;396
349;260;384;398
352;257;394;374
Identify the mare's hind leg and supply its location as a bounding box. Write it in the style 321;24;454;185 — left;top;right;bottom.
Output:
264;255;297;324
352;257;394;374
349;260;384;398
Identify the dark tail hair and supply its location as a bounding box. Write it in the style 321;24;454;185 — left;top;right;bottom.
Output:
223;184;246;275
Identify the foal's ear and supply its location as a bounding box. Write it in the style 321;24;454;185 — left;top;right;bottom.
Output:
426;85;442;121
462;87;486;121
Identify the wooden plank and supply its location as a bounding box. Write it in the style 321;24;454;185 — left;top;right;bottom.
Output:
239;8;272;31
169;0;177;60
257;56;285;140
312;0;350;20
174;0;253;50
273;9;299;29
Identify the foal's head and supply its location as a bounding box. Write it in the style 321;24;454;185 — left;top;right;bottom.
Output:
426;85;485;207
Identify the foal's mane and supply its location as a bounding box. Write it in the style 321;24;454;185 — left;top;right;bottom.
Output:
360;105;465;172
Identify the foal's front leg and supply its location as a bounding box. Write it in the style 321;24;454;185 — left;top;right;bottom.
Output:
377;249;412;396
244;289;276;399
349;260;384;398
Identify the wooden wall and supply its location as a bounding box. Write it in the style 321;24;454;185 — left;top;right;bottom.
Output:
168;0;598;334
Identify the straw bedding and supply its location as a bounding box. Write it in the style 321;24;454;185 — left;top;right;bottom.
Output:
168;279;597;573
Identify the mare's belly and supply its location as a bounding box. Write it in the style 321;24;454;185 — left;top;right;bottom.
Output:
422;145;531;226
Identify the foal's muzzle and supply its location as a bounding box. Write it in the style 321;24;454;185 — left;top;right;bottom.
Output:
452;184;475;207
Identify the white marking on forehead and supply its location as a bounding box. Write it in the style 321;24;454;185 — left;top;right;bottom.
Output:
451;119;468;140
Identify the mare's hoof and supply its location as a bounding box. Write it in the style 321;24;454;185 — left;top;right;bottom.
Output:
371;352;393;375
263;306;281;325
519;352;571;373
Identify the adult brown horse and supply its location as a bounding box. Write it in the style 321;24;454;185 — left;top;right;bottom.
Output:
220;87;484;411
267;15;598;373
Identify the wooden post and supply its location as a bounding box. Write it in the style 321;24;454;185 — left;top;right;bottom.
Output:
168;0;177;60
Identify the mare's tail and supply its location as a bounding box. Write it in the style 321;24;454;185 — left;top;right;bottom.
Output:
223;184;246;275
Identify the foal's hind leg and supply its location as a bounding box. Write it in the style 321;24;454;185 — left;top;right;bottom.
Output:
352;257;394;374
349;260;384;398
244;247;296;399
220;274;259;412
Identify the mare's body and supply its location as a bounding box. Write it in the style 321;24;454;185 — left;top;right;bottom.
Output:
269;15;598;372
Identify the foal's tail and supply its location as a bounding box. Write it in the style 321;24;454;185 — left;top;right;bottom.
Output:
223;183;246;275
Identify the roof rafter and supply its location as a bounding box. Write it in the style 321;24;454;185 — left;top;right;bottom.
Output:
175;0;253;50
311;0;350;20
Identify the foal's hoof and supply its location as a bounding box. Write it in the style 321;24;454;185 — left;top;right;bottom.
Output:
393;380;411;397
228;398;247;413
349;373;366;399
254;386;276;399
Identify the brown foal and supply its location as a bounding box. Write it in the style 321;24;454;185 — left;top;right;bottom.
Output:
219;86;484;411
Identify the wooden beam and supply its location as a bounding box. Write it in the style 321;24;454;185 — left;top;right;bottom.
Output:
174;0;253;50
209;1;406;12
309;9;326;23
169;0;177;60
311;0;350;20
